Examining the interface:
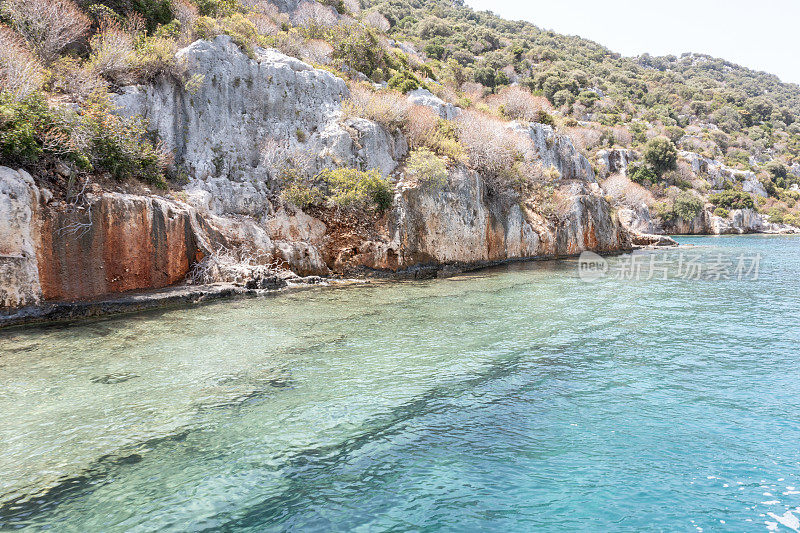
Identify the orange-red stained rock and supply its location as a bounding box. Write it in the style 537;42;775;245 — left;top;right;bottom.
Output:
37;195;197;302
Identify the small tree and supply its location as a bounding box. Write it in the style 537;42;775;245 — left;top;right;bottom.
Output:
329;24;385;78
642;136;678;176
474;67;497;92
673;192;704;222
628;162;657;184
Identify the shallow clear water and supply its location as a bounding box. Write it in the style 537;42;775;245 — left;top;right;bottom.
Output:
1;235;800;532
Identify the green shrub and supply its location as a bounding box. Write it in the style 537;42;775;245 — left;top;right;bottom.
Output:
628;162;658;184
535;109;555;127
0;89;166;184
767;207;786;224
192;0;238;17
713;207;730;218
219;14;261;54
405;148;448;189
0;91;77;166
87;0;174;33
642;136;678;176
388;71;421;93
192;16;218;39
664;125;685;144
135;36;182;80
578;90;598;107
320;167;394;210
708;190;755;210
329;24;385;78
78;91;168;185
652;201;675;221
281;183;323;209
673;192;704;221
423;43;445;60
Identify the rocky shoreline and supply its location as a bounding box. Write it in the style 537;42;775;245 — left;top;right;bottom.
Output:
0;251;628;330
2;37;797;326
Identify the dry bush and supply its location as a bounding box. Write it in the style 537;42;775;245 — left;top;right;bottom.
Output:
426;83;459;105
0;25;45;99
663;160;695;186
461;81;486;100
172;0;199;26
550;186;578;219
594;97;617;112
363;11;390;32
171;0;199;43
293;1;337;30
602;173;654;207
248;13;279;36
272;31;305;58
566;126;603;153
500;65;517;83
342;84;411;132
482;86;553;122
260;137;314;183
406;105;465;163
407;105;438;148
243;0;286;23
2;0;90;64
611;125;633;147
299;39;333;65
49;56;106;99
88;19;137;85
188;247;277;285
457;110;524;177
343;0;360;15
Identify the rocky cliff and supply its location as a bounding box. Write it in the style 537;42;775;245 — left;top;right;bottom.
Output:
1;37;633;315
617;203;798;237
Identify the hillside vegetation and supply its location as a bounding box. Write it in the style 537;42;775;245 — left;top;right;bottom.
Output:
1;0;799;225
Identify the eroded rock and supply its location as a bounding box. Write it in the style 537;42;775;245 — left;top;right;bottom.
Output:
0;168;42;309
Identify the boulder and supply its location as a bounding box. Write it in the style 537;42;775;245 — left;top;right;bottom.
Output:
710;209;764;234
407;88;461;120
510;122;596;182
742;175;768;198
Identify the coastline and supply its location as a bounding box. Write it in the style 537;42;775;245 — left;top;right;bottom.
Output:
0;250;637;330
5;231;799;330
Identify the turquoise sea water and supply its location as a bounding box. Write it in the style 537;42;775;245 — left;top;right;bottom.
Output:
1;235;799;532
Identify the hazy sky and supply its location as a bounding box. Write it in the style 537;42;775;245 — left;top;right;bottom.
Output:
466;0;800;85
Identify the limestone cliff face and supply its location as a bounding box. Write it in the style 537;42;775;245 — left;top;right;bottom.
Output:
680;151;768;197
596;148;636;178
618;203;798;237
36;193;203;301
114;36;405;217
1;37;634;312
389;170;623;269
0;169;42;308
